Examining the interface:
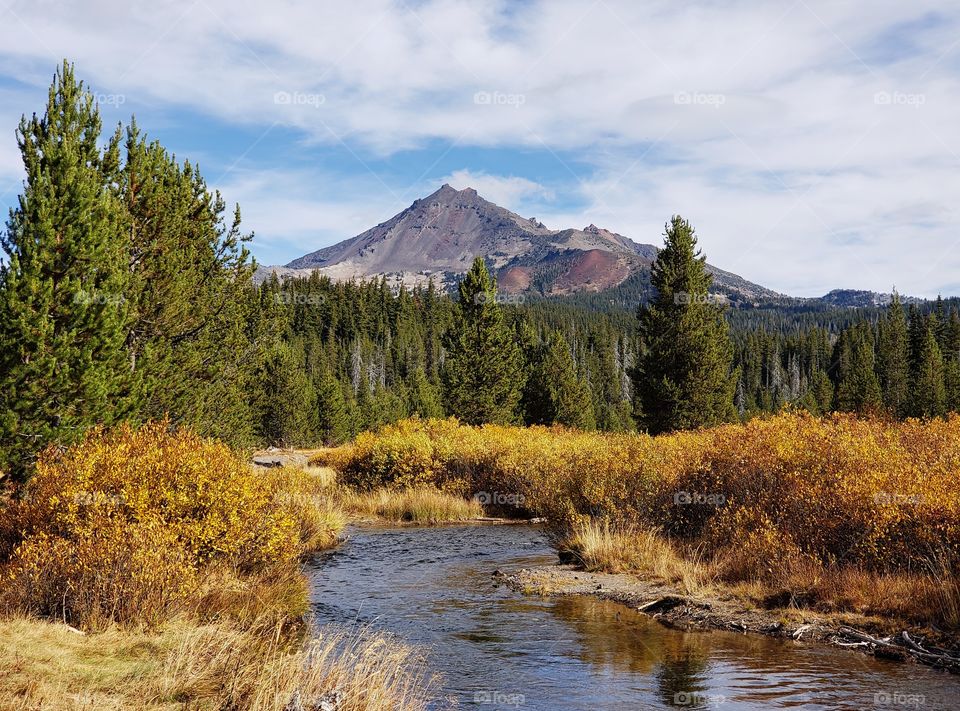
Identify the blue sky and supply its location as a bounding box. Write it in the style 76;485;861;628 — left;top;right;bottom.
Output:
1;1;960;297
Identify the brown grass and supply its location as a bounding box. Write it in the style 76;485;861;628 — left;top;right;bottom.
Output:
0;614;436;711
340;486;483;524
563;520;711;595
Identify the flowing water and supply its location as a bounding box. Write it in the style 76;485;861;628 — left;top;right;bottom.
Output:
306;524;959;710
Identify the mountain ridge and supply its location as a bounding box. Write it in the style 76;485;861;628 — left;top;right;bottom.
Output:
256;185;920;308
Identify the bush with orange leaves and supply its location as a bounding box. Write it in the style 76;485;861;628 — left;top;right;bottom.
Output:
331;412;960;582
0;422;305;629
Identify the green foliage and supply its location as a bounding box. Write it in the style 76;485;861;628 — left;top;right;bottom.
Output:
316;369;350;445
834;323;882;413
633;216;736;434
114;120;255;443
441;258;525;425
0;62;131;478
526;330;595;429
877;295;910;417
909;317;946;417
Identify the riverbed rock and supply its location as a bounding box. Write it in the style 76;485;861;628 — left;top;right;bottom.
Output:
316;690;344;711
284;689;344;711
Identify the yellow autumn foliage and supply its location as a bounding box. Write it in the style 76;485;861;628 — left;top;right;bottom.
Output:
0;422;328;629
331;412;960;578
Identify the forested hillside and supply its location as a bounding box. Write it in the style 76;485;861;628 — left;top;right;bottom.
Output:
3;64;960;477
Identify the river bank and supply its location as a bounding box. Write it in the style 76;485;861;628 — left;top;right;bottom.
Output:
503;562;960;674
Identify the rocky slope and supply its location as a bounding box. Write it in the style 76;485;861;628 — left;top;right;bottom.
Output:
257;184;781;300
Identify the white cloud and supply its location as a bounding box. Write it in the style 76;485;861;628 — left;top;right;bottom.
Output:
1;1;960;295
440;170;554;210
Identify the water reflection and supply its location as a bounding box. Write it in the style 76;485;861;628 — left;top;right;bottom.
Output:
308;524;959;710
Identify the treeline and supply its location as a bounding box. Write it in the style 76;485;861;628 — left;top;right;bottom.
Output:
3;64;960;480
733;298;960;418
253;261;637;446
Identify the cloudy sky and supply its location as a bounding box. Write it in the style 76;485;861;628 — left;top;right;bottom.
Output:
0;0;959;297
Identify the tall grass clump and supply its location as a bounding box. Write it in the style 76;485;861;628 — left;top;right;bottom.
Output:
342;486;483;524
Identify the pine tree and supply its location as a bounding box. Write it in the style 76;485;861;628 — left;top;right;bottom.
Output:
407;367;444;419
316;368;350;444
258;342;316;446
877;294;910;417
944;309;960;412
0;62;130;478
526;330;595;429
909;318;946;418
113;120;255;442
441;257;524;425
632;216;736;434
835;323;882;413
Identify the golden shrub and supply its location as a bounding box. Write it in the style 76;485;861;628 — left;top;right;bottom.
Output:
0;422;306;628
333;412;960;579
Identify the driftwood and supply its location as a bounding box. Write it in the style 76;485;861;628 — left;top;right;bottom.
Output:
637;595;688;614
833;627;960;672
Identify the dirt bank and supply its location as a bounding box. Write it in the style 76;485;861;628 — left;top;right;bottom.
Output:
502;564;960;674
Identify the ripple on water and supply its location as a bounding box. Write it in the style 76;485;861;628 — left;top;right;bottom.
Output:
307;524;960;710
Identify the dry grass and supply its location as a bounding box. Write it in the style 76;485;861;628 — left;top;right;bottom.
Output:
563;520;711;595
299;464;338;489
0;614;436;711
340;486;483;524
265;466;346;554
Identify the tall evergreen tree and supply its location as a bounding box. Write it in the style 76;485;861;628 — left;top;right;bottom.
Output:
909;318;946;418
877;294;910;417
835;323;882;413
526;330;596;429
943;308;960;412
632;216;736;434
114;120;255;443
406;367;444;419
441;258;524;425
258;342;316;446
316;368;350;444
0;63;130;478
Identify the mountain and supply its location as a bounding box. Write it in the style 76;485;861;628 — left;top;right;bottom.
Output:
817;289;925;308
257;184;781;302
